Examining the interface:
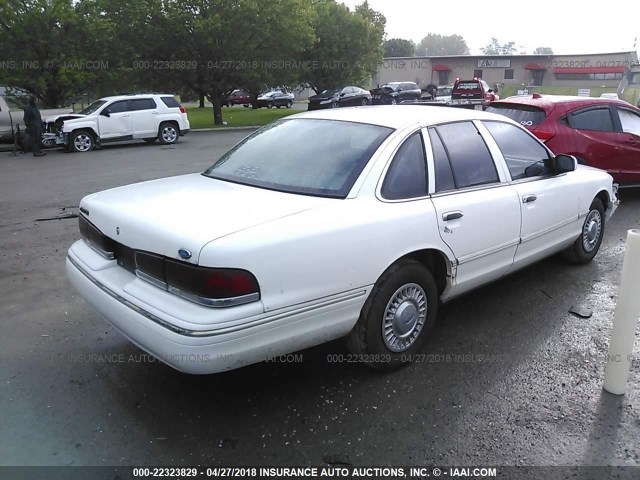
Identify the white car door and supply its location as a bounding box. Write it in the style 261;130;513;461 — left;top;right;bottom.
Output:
426;122;521;296
97;100;131;139
482;121;581;268
128;98;158;137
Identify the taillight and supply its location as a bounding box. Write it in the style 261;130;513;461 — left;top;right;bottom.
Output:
179;105;186;114
532;129;555;143
136;252;260;307
79;215;115;259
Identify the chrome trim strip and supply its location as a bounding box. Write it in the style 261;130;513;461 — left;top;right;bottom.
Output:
456;239;520;265
69;255;367;337
520;216;578;244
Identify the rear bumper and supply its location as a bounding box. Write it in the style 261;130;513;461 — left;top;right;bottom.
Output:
180;128;190;136
66;240;367;374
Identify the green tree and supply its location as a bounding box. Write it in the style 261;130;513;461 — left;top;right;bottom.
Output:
147;0;315;125
534;47;554;55
384;38;415;58
0;0;110;107
416;33;469;56
481;38;517;55
301;0;386;93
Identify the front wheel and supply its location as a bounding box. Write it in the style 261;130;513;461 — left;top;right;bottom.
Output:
345;259;438;371
267;102;273;109
361;98;369;106
286;100;292;108
390;98;397;105
565;198;605;264
158;122;179;145
70;130;94;153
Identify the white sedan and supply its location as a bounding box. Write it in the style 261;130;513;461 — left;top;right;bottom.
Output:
66;106;618;374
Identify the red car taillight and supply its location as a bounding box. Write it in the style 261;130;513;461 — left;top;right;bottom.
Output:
532;129;555;143
179;105;186;114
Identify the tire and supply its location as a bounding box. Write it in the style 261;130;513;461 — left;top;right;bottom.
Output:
267;102;273;109
286;101;292;108
361;98;369;106
331;101;339;108
565;198;605;264
390;98;397;105
345;259;438;371
70;130;94;153
143;138;157;143
158;122;179;145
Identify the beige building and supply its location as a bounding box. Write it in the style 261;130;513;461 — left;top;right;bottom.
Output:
374;51;639;98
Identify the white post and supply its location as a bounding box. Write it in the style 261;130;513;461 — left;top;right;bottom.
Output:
603;229;640;395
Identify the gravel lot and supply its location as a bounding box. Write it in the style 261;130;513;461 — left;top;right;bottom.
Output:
1;131;639;473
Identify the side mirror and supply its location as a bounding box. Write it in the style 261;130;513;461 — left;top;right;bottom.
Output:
546;154;577;173
101;109;110;117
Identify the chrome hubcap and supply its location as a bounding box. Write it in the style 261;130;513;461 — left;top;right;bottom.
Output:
582;209;602;252
162;126;177;143
74;134;92;152
382;283;427;352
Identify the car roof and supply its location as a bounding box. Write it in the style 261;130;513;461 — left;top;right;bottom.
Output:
99;93;176;102
492;94;632;110
291;105;512;129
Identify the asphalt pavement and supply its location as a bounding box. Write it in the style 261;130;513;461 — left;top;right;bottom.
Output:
0;132;639;471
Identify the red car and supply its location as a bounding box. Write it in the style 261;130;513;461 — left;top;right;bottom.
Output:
224;89;251;107
487;94;640;185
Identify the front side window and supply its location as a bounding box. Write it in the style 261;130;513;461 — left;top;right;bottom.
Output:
106;100;128;114
433;122;499;188
484;121;550;180
381;133;427;200
567;107;614;132
204;119;393;198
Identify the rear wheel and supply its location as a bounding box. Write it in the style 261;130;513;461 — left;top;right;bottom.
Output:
345;259;438;371
71;130;94;153
361;98;369;106
565;198;605;264
158;122;179;145
267;102;273;109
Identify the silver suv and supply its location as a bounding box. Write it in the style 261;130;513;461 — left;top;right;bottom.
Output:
46;93;191;152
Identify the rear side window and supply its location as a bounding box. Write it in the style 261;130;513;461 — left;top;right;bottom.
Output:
617;108;640;135
433;122;499;188
483;121;550;180
567;107;614;132
161;96;180;108
381;133;428;200
130;98;156;111
428;128;456;192
487;104;547;127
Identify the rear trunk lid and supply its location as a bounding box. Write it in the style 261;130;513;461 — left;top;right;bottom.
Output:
79;173;331;264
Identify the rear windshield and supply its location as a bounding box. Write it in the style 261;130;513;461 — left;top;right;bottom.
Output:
486;104;547;127
161;96;180;108
204;119;393;198
454;82;481;90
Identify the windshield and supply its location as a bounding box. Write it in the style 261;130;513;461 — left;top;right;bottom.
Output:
204;119;393;198
486;104;547;128
2;95;29;110
78;100;107;115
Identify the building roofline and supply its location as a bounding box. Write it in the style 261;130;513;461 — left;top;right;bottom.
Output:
383;51;638;61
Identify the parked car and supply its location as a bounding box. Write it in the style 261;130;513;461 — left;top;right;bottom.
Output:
224;89;251;107
67;106;618;374
420;85;452;103
254;89;294;109
307;86;371;110
370;82;421;105
450;78;499;109
46;93;190;152
0;94;72;144
487;94;640;185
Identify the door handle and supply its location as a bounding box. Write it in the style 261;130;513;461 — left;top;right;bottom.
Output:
442;211;463;221
522;194;537;203
122;114;130;117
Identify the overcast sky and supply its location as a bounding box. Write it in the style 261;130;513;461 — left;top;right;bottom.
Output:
340;0;639;56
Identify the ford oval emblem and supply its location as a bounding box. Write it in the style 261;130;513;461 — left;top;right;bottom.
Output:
178;248;192;259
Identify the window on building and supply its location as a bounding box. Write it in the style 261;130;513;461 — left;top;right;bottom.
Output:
555;72;623;81
504;69;514;80
474;69;483;79
532;70;544;86
438;71;449;85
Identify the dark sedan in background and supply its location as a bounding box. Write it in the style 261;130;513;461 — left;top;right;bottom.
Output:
307;86;371;110
370;82;421;105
